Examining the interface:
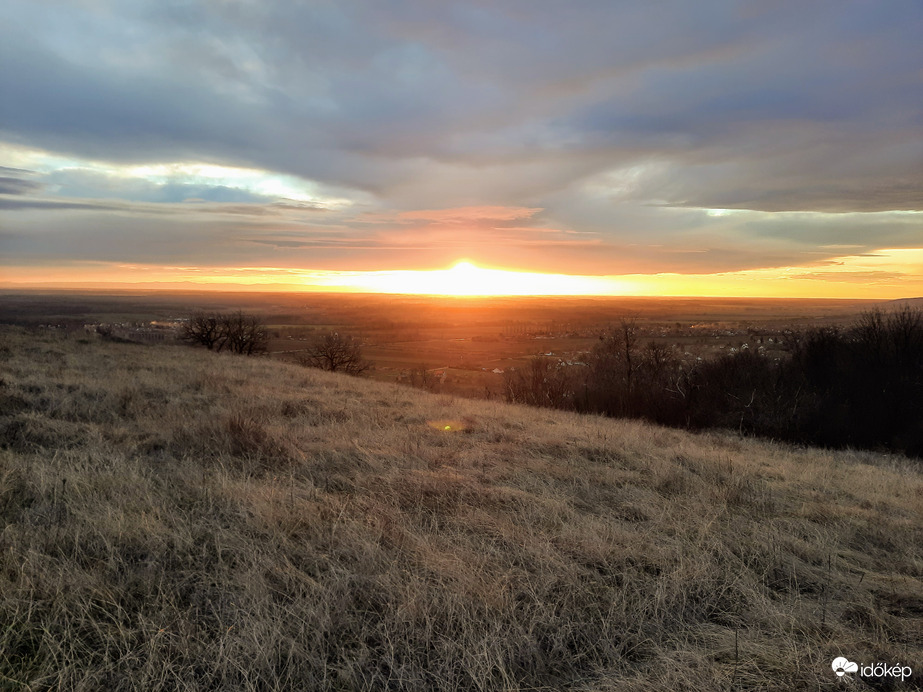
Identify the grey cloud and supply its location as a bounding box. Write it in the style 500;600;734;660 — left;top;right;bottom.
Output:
0;32;264;165
664;186;923;214
0;197;121;211
2;2;916;194
0;192;322;218
1;0;922;275
0;176;43;195
40;168;279;205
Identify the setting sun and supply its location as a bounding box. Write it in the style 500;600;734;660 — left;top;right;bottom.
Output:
338;261;630;296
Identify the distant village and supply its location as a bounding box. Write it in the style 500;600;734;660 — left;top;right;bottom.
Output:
76;320;185;343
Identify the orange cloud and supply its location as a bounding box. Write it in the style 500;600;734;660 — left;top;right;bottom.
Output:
354;205;601;259
360;205;542;225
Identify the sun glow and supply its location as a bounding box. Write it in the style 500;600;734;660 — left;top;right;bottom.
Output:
4;248;923;298
341;261;627;296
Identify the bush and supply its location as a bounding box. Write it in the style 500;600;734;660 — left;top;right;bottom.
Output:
503;308;923;459
684;308;923;457
581;322;686;425
299;332;370;376
503;356;577;409
182;311;268;356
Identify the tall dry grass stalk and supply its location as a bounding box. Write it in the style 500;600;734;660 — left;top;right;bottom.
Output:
0;326;920;690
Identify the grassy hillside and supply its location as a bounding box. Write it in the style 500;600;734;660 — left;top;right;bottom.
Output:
1;326;921;691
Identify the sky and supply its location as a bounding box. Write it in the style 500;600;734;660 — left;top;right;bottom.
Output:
1;0;922;297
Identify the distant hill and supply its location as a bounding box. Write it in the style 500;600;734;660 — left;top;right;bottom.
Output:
888;297;923;308
1;326;921;690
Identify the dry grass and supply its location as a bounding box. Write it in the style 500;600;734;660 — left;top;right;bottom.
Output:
0;326;921;691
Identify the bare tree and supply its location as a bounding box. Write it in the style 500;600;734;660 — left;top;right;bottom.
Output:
409;363;439;391
616;317;640;395
222;311;269;355
853;308;885;360
503;356;576;409
182;313;223;350
886;305;923;366
300;331;370;375
182;311;268;355
585;318;640;415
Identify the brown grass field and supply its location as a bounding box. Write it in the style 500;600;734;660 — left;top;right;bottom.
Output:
0;325;921;690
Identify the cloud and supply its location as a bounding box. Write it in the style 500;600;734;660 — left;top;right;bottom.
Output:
0;176;42;195
792;270;906;284
1;0;922;284
0;198;120;211
393;206;543;224
39;168;271;204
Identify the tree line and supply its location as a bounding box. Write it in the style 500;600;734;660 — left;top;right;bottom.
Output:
504;307;923;459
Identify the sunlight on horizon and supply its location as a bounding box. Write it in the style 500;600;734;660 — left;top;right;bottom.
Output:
3;249;922;299
336;261;634;296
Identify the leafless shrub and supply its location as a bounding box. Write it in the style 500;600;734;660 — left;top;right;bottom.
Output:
503;356;576;409
298;331;370;375
408;364;440;391
182;311;267;355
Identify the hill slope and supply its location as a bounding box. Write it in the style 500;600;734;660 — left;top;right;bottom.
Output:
1;327;921;690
